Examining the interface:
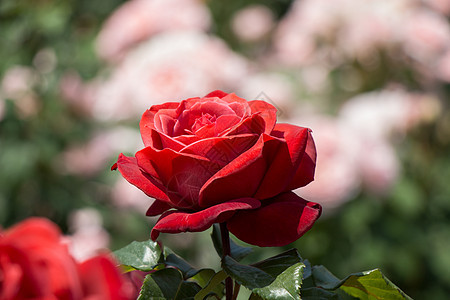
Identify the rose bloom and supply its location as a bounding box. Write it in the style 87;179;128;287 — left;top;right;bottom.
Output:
113;91;322;247
0;218;130;299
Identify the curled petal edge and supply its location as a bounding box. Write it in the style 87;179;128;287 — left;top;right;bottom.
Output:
150;198;261;241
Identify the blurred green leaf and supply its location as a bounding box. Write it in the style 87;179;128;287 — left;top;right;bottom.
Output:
311;265;342;290
194;270;227;300
211;224;253;261
338;269;413;300
300;287;342;300
113;240;162;272
138;268;201;300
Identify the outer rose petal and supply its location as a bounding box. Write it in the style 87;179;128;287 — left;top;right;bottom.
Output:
113;154;171;203
143;128;186;151
227;192;322;247
254;125;310;199
146;200;173;216
151;198;261;240
79;254;129;300
140;102;179;146
136;147;221;209
199;134;283;207
248;100;278;134
204;90;229;98
1;218;83;299
286;128;316;189
180;134;258;168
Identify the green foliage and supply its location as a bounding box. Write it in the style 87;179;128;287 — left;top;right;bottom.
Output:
1;0;450;298
113;240;163;272
138;268;201;300
114;237;412;300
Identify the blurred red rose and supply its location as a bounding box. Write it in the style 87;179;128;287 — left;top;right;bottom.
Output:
113;91;321;246
0;218;130;300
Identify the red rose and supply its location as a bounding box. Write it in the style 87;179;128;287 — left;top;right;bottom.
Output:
0;218;130;299
113;91;321;247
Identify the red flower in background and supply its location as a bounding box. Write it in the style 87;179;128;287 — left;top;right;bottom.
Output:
0;218;131;300
113;91;321;247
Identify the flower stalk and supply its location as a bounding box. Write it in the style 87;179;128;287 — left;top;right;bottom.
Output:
220;222;233;300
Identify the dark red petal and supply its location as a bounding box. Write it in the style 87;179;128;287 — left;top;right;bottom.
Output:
286;128;316;189
224;113;266;136
248;100;278;134
199;134;282;207
204;90;229;98
114;154;170;203
140;103;179;146
227;192;322;247
144;128;186;151
136;147;220;210
150;198;261;240
180;134;258;168
146;200;173;216
254;125;309;199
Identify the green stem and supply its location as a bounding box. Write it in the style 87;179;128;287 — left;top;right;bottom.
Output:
220;222;233;300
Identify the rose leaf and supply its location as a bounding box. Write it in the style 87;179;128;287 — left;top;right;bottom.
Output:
113;239;162;272
138;268;201;300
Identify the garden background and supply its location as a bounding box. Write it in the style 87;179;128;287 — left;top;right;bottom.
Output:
1;0;450;298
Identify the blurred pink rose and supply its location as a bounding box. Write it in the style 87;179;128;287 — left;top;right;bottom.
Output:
272;0;450;80
402;10;450;63
339;89;440;139
92;32;249;121
96;0;211;62
1;66;41;118
113;177;154;212
231;5;275;42
237;72;296;118
424;0;450;15
357;137;399;194
59;127;141;176
293;117;361;209
67;208;110;262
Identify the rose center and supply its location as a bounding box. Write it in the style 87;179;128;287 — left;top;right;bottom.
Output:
191;113;217;133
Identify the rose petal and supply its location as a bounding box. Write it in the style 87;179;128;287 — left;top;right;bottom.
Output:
145;128;186;151
113;154;171;203
227;192;322;247
224;113;266;136
180;134;258;168
173;100;237;136
286;128;316;189
254;125;309;199
199;134;283;207
79;254;127;300
140;103;179;146
248;100;278;134
146;200;173;217
174;134;201;145
136;147;221;210
204;90;229;98
150;198;261;240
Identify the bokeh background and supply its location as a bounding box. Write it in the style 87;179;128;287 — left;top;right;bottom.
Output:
1;0;450;298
